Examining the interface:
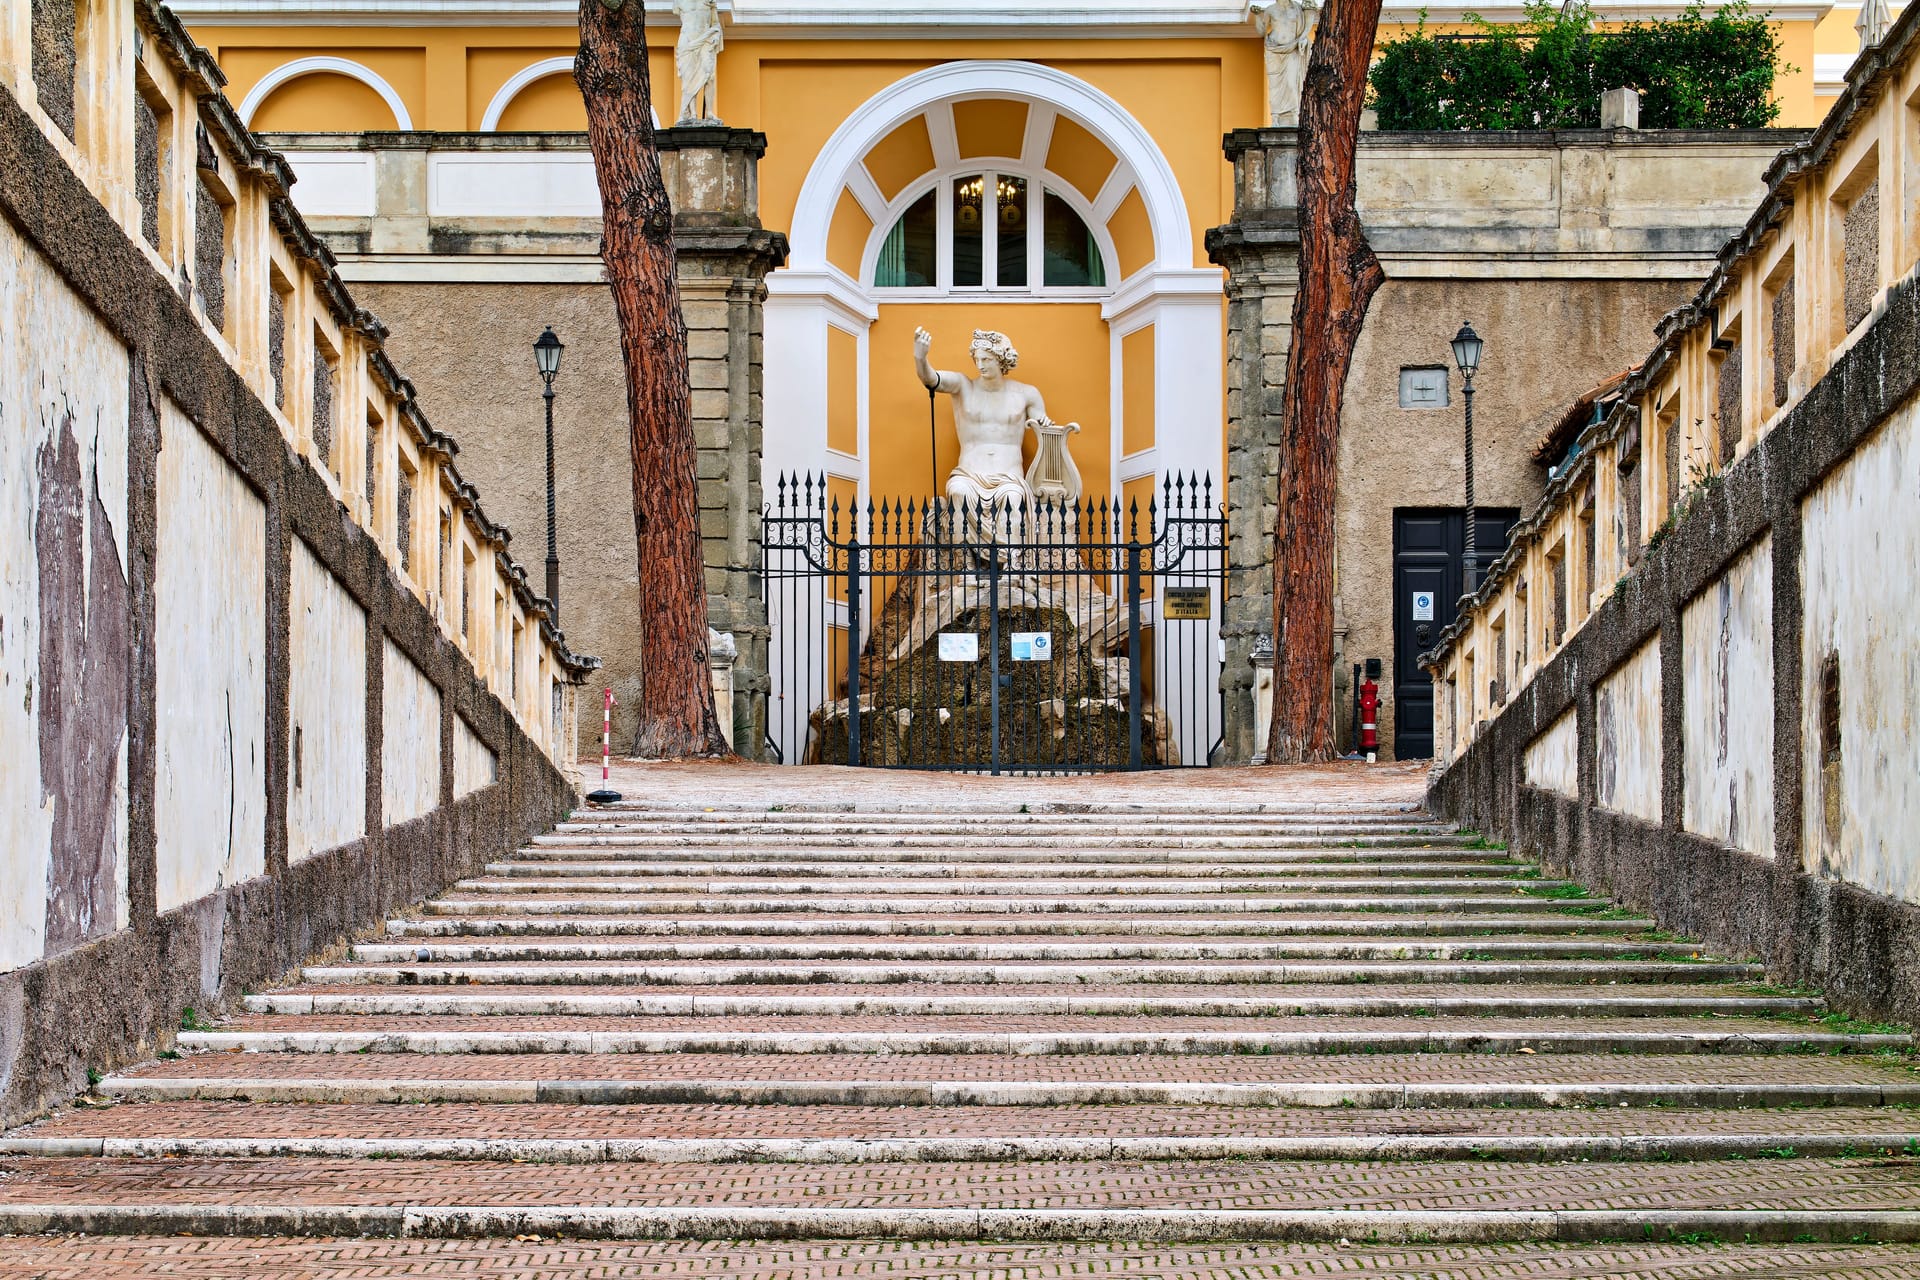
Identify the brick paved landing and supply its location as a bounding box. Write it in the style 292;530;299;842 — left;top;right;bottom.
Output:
4;767;1916;1273
2;1238;1916;1279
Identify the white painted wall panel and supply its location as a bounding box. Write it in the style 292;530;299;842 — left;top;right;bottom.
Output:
1682;536;1774;857
0;222;131;971
282;152;377;218
453;716;498;799
1802;397;1920;904
288;541;367;863
1595;638;1661;822
382;640;442;825
427;154;602;218
155;400;267;912
1524;710;1579;798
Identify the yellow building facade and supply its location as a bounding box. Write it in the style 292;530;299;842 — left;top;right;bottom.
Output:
180;0;1859;510
174;0;1871;761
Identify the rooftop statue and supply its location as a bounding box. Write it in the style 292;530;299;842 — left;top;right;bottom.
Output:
673;0;723;124
1250;0;1322;127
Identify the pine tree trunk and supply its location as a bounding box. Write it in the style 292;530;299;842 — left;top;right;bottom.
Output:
577;0;729;759
1265;0;1387;764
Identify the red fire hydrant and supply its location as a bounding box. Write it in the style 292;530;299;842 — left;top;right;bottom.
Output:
1359;674;1380;763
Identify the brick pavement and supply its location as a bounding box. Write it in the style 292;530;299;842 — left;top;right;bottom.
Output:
2;767;1915;1272
2;1238;1916;1279
3;1155;1919;1210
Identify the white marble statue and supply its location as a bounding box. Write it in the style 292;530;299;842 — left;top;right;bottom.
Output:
913;327;1051;515
874;329;1119;670
1251;0;1322;128
673;0;724;124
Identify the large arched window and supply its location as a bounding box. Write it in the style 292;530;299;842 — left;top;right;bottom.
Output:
872;169;1109;294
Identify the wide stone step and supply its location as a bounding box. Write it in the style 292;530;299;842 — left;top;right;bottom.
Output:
296;959;1758;988
98;1051;1920;1108
512;845;1515;866
416;894;1614;917
534;834;1476;849
6;1152;1920;1213
207;1012;1842;1036
546;819;1461;837
6;1236;1916;1275
349;936;1709;964
487;860;1528;880
541;832;1466;852
244;988;1817;1019
450;875;1559;897
386;913;1658;938
174;1026;1905;1057
20;1101;1918;1164
564;804;1430;822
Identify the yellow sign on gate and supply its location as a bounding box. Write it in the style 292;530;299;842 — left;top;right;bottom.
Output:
1162;587;1212;620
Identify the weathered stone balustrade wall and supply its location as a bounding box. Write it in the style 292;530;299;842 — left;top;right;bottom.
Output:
1425;10;1920;1020
255;128;787;756
0;0;596;1127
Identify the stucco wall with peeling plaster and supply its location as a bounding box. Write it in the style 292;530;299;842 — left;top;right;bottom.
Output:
1802;398;1920;904
288;539;367;864
154;398;268;913
454;716;498;800
1683;535;1774;858
1523;710;1579;799
1595;638;1662;822
0;220;131;970
382;638;442;826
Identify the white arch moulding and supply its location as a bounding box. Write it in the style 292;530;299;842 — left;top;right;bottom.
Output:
480;57;663;131
238;56;414;131
764;62;1225;765
787;60;1194;274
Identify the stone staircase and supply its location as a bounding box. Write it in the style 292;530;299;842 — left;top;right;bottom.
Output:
4;794;1920;1273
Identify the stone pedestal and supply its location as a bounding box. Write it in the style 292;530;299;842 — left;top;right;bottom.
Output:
1205;129;1302;765
657;127;788;758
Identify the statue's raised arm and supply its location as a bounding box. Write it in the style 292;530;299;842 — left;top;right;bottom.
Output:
913;326;962;396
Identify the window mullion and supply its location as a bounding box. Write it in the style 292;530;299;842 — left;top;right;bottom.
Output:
936;178;951;290
1029;178;1044;291
983;170;998;292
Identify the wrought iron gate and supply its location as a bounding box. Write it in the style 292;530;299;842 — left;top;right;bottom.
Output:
762;474;1227;773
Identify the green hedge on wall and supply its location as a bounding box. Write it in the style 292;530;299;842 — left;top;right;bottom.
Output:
1369;2;1787;131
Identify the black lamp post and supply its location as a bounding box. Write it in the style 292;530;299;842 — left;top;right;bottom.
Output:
533;326;564;621
1450;321;1485;594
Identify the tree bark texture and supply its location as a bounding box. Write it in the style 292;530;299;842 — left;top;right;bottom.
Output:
577;0;729;758
1266;0;1387;764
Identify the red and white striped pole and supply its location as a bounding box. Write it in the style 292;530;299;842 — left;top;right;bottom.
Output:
587;687;622;803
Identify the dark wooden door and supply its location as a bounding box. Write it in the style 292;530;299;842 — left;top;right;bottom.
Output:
1391;508;1517;759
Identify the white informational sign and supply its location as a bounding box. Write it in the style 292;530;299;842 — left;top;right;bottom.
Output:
1411;591;1436;622
1011;632;1053;662
938;632;980;662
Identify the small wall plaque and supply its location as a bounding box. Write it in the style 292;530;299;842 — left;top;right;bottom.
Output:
1163;587;1213;620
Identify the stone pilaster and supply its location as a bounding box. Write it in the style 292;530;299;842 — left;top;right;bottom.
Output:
1205;128;1301;765
658;126;788;759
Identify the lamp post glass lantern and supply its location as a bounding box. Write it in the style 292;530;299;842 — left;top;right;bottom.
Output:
1451;322;1484;594
534;326;564;619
